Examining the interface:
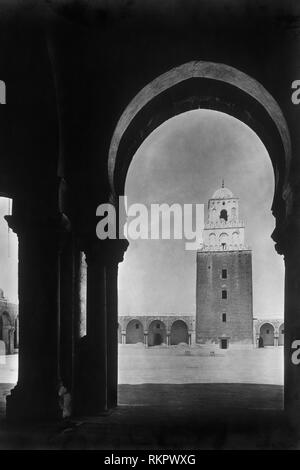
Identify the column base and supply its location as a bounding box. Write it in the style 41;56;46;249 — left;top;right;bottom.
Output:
6;384;62;423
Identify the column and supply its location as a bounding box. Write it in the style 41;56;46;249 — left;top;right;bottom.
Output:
275;212;300;427
190;330;196;345
59;235;82;412
283;245;300;425
72;250;88;415
78;239;127;415
5;214;68;421
106;260;120;409
167;333;170;346
80;242;107;415
106;240;128;409
122;332;126;344
144;332;148;347
8;327;15;355
15;316;19;350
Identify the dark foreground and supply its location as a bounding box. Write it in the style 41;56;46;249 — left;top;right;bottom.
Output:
0;382;298;450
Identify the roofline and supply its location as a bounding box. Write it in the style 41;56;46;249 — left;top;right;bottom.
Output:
208;197;239;202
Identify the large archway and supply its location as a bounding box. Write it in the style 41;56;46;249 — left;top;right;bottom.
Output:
114;60;289;411
148;320;167;347
260;323;275;347
109;61;291;221
126;319;144;344
170;320;189;345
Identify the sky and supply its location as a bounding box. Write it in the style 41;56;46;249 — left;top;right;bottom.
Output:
118;109;284;319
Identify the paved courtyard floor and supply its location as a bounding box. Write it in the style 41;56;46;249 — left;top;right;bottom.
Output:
118;344;284;385
0;345;284;386
0;346;290;449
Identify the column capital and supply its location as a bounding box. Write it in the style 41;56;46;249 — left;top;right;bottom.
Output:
83;238;129;267
5;212;71;235
5;212;71;254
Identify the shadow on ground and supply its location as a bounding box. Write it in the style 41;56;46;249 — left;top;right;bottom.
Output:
0;382;297;450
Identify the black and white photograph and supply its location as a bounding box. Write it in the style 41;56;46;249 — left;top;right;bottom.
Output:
0;0;299;454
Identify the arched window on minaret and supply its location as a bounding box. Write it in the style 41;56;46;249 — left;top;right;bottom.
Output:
232;231;239;246
211;207;217;222
209;233;216;246
219;233;228;250
220;209;228;222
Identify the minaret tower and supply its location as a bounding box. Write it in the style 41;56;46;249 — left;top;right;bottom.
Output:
196;183;253;349
202;181;247;251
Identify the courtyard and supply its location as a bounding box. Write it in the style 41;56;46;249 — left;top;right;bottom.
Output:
118;344;284;386
0;344;285;422
0;344;284;389
0;346;290;449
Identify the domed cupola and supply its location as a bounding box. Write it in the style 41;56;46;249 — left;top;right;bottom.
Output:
211;185;234;199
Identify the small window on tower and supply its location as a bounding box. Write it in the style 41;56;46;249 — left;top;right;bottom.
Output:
222;269;227;279
220;209;228;221
135;323;139;329
222;313;227;322
156;323;160;329
222;290;227;299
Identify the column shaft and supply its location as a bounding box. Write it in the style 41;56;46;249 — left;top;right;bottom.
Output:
6;227;62;421
284;252;300;424
75;239;127;415
85;254;108;413
106;263;119;409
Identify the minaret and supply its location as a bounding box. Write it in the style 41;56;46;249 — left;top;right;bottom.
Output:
202;182;248;251
196;184;253;349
